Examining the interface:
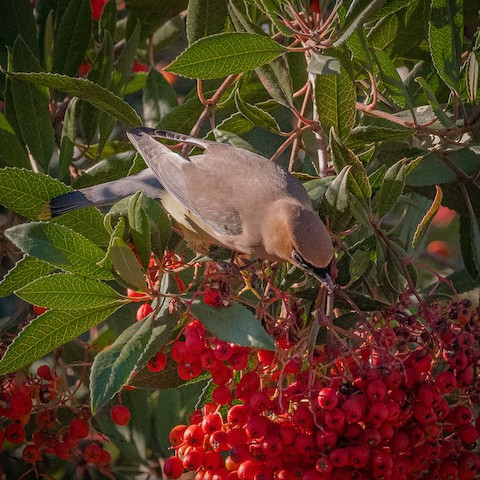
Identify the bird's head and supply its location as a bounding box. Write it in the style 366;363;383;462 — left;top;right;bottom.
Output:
289;207;333;283
264;200;333;283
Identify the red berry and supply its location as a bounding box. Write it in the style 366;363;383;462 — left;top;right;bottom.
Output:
227;405;248;427
237;460;257;480
22;444;41;463
212;385;231;405
110;405;131;426
69;417;89;439
5;422;25;444
127;288;147;302
33;305;48;315
458;424;479;444
83;443;102;464
366;380;387;402
91;0;107;21
261;434;283;457
184;424;205;446
203;450;223;471
98;449;111;466
183;447;205;471
310;0;320;14
37;364;54;380
317;387;338;410
341;398;364;423
164;456;184;479
329;448;349;468
136;302;153;321
169;424;187;447
147;351;167;372
201;413;223;435
349;445;369;468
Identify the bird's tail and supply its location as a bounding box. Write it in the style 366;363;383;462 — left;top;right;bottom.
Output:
39;191;95;220
39;169;163;220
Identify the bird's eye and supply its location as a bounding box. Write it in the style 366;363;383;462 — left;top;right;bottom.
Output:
292;250;310;270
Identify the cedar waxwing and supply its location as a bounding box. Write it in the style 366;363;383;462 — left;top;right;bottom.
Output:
44;128;333;281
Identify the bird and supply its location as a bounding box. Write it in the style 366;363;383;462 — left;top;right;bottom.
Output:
43;127;333;282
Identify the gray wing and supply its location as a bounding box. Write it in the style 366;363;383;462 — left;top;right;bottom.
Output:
127;128;243;236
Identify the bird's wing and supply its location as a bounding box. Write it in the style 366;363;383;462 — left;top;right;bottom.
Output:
127;128;243;236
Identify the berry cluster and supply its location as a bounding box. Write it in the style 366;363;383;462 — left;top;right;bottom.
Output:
0;364;117;476
158;298;480;480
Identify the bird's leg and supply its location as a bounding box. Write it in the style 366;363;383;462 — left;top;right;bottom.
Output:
239;270;263;300
229;253;263;300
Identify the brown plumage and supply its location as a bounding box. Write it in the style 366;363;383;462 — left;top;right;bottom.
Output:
47;128;333;281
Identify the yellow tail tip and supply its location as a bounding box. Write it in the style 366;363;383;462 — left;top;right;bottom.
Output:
38;202;52;221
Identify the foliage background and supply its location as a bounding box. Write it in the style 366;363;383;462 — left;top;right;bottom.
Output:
0;0;480;478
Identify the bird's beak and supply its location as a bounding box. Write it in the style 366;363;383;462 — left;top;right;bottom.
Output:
311;264;334;291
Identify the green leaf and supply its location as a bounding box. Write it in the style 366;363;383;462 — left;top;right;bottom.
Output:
375;159;406;219
52;209;110;247
128;192;151;270
414;77;454;127
11;38;55;170
334;0;387;47
190;300;275;350
0;0;39;57
372;49;412;109
81;31;114;144
58;98;77;181
346;126;412;149
6;71;142;128
215;113;255;137
125;0;188;39
303;176;334;209
407;148;480;187
459;215;479;280
0;305;121;375
348;193;373;230
112;21;141;94
143;68;178;127
15;273;125;310
0;256;54;299
165;32;286;79
249;0;292;36
141;196;172;258
465;51;478;103
324;167;352;232
349;249;371;284
0;112;30;169
234;91;280;133
5;222;113;280
187;0;228;44
307;53;341;75
330;129;371;202
0;167;109;245
158;95;205;133
0;168;72;220
412;185;443;249
110;237;147;291
428;0;463;92
423;268;480;297
90;317;153;412
100;0;117;39
136;297;179;368
325;166;351;213
368;165;387;190
315;64;356;140
52;0;92;76
368;0;425;58
211;129;256;153
256;55;294;108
